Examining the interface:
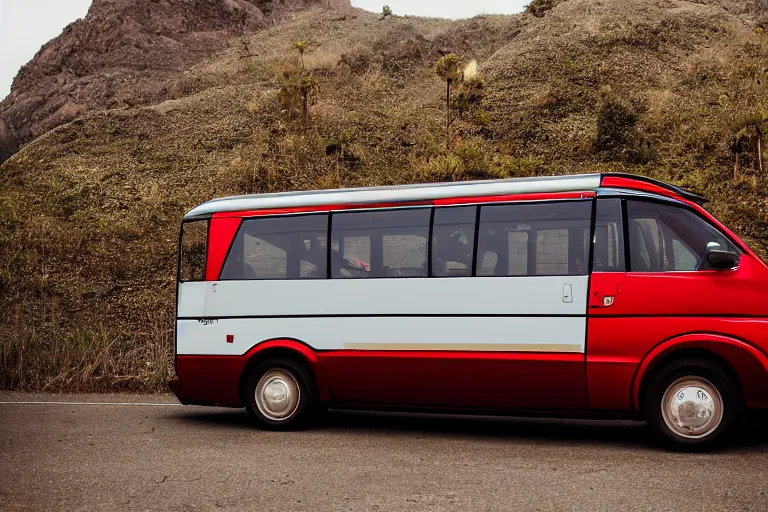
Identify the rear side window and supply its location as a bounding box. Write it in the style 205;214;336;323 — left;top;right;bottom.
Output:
626;200;739;272
331;208;430;278
432;206;476;277
220;214;328;280
476;201;592;276
593;199;625;272
180;220;208;282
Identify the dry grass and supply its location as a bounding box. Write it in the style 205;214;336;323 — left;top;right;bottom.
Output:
0;302;173;392
1;1;768;391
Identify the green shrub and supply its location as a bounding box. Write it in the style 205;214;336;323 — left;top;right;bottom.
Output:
594;87;639;152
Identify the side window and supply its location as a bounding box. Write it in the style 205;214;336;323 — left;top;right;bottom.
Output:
220;214;328;280
331;208;430;278
593;199;626;272
626;200;739;272
432;206;476;277
476;201;592;276
180;220;209;282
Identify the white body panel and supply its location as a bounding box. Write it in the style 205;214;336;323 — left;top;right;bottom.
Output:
178;276;589;318
176;316;586;355
176;276;588;355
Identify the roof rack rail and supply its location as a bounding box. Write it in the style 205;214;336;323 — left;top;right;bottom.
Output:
600;173;708;205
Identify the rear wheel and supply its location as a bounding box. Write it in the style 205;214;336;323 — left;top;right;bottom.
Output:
645;358;739;451
244;358;317;430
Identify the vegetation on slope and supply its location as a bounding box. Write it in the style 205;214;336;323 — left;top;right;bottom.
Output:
1;0;767;391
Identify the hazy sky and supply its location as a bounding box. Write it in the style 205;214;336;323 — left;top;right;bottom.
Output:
352;0;528;19
0;0;92;98
0;0;527;100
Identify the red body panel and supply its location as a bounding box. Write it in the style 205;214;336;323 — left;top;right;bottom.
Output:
589;256;768;317
587;254;768;411
587;318;768;411
174;339;332;407
205;217;242;281
433;191;595;206
601;176;687;203
318;351;586;410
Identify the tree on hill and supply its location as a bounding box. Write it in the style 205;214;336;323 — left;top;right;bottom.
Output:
278;69;318;126
381;5;393;19
434;54;464;148
434;56;489;148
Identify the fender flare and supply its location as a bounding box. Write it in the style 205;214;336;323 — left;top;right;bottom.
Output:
630;332;768;412
239;338;332;402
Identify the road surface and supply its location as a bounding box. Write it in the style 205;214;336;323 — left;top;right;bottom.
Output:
1;392;767;511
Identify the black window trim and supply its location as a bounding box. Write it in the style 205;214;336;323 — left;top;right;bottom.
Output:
621;198;632;272
427;207;435;277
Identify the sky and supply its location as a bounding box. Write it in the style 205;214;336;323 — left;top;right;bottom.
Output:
351;0;528;19
0;0;92;99
0;0;527;100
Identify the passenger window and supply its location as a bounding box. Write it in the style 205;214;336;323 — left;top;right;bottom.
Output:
180;220;208;282
432;206;476;277
593;199;626;272
507;231;528;275
220;214;328;280
334;235;371;278
476;201;592;276
331;208;430;278
626;200;739;272
536;229;570;275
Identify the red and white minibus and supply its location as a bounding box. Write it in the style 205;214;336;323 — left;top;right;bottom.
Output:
169;173;768;450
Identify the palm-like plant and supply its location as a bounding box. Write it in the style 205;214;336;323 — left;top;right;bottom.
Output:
294;40;308;69
434;54;465;148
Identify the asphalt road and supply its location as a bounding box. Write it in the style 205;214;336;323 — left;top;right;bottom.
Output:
1;392;767;511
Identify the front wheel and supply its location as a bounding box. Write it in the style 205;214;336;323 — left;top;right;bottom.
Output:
244;359;317;430
645;358;740;451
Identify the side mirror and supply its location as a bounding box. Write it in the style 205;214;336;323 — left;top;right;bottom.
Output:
699;243;740;271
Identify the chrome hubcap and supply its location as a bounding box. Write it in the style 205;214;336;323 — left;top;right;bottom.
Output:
661;376;723;439
255;370;300;421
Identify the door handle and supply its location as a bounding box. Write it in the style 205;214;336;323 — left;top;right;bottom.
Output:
562;284;573;303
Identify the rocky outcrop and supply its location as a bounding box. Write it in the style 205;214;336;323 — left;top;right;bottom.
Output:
0;0;349;162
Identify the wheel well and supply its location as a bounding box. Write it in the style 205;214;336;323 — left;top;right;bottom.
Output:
637;348;744;414
238;348;317;404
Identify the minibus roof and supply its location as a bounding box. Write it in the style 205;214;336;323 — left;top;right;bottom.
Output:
183;172;707;219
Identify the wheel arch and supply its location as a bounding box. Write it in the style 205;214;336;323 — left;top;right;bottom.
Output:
632;333;768;414
237;338;332;405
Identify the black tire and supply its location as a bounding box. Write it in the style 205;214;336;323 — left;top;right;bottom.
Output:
243;358;318;430
644;358;740;452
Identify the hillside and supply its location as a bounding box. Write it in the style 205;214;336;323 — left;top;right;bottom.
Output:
1;0;768;391
0;0;348;162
